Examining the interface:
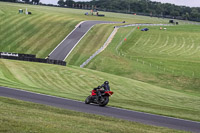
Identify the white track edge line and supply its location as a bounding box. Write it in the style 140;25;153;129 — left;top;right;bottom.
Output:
48;21;86;58
63;24;95;61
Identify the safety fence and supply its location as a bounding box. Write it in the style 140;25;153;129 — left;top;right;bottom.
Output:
124;56;199;78
115;23;173;28
0;52;66;66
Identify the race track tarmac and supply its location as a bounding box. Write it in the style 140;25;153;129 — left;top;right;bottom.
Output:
0;87;200;133
48;21;119;61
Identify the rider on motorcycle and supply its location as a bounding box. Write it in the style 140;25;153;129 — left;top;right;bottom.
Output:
101;81;110;91
93;81;110;100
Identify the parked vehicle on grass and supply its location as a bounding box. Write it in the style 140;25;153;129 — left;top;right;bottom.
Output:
141;28;149;31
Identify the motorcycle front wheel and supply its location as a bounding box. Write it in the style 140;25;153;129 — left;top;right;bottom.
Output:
85;96;91;104
99;96;109;106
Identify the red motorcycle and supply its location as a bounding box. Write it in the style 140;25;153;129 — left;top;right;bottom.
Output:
85;88;114;106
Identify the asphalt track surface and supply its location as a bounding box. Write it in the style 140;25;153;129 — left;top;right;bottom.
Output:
48;21;119;61
1;87;200;133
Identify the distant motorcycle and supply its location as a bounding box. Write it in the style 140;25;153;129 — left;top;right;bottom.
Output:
85;88;114;106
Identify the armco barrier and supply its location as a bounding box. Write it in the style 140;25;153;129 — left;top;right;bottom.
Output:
0;52;66;66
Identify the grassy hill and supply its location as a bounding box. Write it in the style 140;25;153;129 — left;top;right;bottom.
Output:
0;59;200;122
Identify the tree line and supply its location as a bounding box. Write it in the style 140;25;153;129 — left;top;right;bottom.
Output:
58;0;200;21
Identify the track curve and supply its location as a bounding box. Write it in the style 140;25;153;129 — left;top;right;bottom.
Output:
0;87;200;133
48;21;119;61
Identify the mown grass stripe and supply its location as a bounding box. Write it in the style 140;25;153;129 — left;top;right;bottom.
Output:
43;69;76;92
0;14;19;30
24;18;76;57
158;36;170;53
1;15;39;50
49;72;74;92
13;14;56;52
1;14;37;39
149;34;167;53
162;37;177;54
57;71;81;91
177;37;190;56
149;34;161;53
9;14;52;46
38;69;66;92
145;34;159;50
27;69;52;89
169;37;185;55
30;19;75;57
7;14;52;51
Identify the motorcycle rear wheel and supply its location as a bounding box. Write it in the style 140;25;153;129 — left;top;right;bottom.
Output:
99;96;109;106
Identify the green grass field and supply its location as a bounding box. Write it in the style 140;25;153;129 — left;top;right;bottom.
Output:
0;97;187;133
0;59;200;122
1;2;200;132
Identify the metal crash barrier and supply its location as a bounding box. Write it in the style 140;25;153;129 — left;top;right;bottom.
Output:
0;52;66;66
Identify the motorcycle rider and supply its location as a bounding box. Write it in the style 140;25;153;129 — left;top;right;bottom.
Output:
101;81;110;91
93;81;110;101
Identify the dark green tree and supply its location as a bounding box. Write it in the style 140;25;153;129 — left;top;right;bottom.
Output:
58;0;65;7
191;8;200;18
22;0;30;3
170;10;180;17
65;0;75;8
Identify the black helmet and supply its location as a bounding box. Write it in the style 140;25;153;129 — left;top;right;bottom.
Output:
104;81;109;84
97;86;101;89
